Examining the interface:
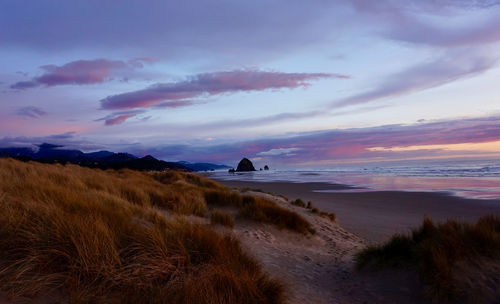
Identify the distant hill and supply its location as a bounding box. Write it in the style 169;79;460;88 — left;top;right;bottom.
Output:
0;144;227;172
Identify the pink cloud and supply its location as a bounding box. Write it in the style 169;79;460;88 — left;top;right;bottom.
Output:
104;114;137;126
95;110;143;126
11;58;148;89
100;69;344;110
120;115;500;164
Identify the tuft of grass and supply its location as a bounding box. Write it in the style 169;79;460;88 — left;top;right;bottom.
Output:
203;188;313;234
355;215;500;303
239;195;315;234
291;198;306;208
319;211;336;222
277;194;288;201
0;158;285;303
211;210;235;228
291;199;336;222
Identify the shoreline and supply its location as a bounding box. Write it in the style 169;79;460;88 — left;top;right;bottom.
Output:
214;179;500;243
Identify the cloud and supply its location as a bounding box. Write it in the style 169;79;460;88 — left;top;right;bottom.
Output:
3;115;500;166
348;0;500;48
333;52;496;108
154;100;201;108
0;1;345;64
257;147;301;156
11;58;150;89
100;69;343;110
0;132;104;151
119;115;500;165
104;114;137;126
95;110;143;126
15;106;47;118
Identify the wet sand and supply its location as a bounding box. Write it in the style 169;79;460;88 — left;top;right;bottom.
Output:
216;180;500;243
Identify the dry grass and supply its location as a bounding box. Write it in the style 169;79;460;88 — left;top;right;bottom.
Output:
356;215;500;303
239;195;315;234
204;189;314;234
291;199;336;222
291;199;306;208
151;172;313;234
211;210;235;228
0;158;285;303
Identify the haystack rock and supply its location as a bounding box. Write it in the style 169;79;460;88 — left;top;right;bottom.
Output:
264;165;269;170
236;158;256;172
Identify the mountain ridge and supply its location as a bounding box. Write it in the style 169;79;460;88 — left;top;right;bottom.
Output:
0;143;229;172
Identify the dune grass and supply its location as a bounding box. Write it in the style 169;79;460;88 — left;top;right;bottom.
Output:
290;198;336;222
355;215;500;303
0;158;285;303
210;210;235;228
204;189;314;234
291;198;306;208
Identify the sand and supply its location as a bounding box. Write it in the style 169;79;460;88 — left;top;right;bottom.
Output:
228;191;427;304
216;180;500;243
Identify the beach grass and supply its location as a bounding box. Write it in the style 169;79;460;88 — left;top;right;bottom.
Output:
0;158;285;303
204;189;314;234
355;215;500;302
210;210;235;228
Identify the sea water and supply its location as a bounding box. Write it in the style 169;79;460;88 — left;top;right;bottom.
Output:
210;158;500;200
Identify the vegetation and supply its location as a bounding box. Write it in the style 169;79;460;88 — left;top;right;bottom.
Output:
204;189;314;234
239;195;315;234
0;158;285;303
319;211;336;222
290;198;336;222
211;210;235;228
356;215;500;303
291;198;306;208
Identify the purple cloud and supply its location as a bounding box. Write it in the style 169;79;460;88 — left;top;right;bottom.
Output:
95;110;143;126
349;0;500;48
0;132;104;151
11;58;149;89
333;52;496;108
120;115;500;164
105;114;137;126
100;69;344;110
15;106;47;118
0;1;344;64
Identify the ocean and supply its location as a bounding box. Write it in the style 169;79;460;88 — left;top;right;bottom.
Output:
209;159;500;200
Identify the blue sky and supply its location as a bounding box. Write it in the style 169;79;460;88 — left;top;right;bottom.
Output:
1;0;500;167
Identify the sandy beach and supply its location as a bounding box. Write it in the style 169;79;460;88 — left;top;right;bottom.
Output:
216;179;500;243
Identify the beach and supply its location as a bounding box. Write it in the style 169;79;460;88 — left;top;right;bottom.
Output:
216;179;500;243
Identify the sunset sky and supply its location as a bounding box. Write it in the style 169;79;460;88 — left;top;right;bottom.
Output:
1;0;500;167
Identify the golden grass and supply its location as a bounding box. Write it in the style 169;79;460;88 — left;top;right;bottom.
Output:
210;210;235;228
0;158;285;303
152;171;313;234
204;189;314;234
355;215;500;303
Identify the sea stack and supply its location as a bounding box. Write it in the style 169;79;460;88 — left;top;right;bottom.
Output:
264;165;269;170
236;158;256;172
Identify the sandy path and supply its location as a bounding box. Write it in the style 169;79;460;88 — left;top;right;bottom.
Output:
231;192;427;304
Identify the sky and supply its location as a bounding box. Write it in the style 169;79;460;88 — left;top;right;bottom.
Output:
1;0;500;168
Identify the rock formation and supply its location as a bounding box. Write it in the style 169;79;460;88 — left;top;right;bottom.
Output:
236;158;256;172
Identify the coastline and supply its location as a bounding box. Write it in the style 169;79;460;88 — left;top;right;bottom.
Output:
215;179;500;243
